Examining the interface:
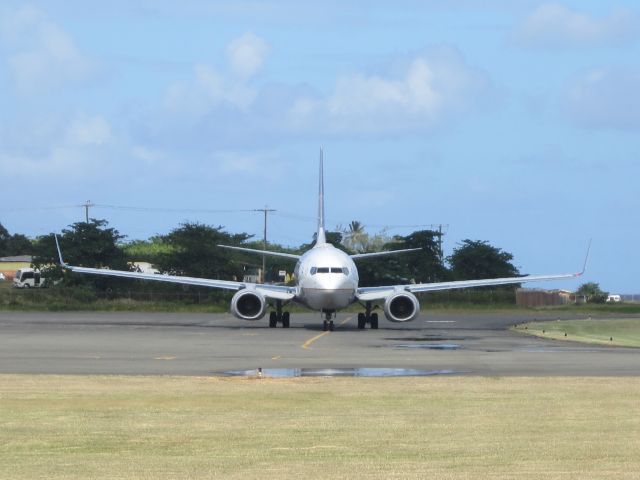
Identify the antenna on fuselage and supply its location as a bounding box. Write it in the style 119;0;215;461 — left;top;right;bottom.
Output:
316;147;327;245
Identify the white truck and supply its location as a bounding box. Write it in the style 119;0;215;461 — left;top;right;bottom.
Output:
12;268;44;288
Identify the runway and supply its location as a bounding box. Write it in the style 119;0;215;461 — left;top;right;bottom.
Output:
1;310;639;376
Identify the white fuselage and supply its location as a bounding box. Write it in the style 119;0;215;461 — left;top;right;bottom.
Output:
293;243;359;311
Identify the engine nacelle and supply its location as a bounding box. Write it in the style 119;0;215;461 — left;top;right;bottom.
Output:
383;291;420;323
230;290;267;321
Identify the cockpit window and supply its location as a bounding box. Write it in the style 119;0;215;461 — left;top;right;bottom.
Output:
311;267;348;275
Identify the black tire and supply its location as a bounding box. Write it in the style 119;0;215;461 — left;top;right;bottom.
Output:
323;320;328;331
329;321;334;332
269;312;277;328
370;313;379;329
357;313;366;329
282;312;290;328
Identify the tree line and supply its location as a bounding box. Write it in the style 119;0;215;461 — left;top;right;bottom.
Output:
4;219;611;303
2;219;522;292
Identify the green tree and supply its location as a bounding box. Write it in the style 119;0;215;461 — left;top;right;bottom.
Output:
356;229;447;286
122;236;174;263
576;282;608;304
342;220;367;253
448;239;519;281
298;231;347;253
154;223;251;280
33;219;128;289
391;230;448;283
0;223;33;256
0;223;9;255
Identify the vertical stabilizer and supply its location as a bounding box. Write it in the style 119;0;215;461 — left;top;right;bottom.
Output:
316;147;327;245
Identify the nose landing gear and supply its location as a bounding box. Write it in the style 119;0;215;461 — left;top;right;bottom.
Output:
322;311;335;331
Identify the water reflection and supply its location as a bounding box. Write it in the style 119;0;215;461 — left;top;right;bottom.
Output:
395;344;460;350
223;367;464;377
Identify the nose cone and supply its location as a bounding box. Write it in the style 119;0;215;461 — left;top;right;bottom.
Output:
301;274;356;310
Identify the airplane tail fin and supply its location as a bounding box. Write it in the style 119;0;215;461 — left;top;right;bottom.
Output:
316;147;327;245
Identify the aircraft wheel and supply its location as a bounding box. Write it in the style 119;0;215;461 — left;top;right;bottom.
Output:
357;313;366;329
282;312;290;328
269;312;277;328
329;320;334;332
322;320;328;331
370;313;379;330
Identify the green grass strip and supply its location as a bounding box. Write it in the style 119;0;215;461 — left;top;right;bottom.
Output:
514;318;640;347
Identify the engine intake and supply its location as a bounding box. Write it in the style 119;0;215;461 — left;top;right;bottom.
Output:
230;290;267;321
383;291;420;323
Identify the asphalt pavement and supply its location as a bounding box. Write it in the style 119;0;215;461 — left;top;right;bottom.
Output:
1;310;639;376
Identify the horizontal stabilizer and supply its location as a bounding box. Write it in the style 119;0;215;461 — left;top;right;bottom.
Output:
217;244;300;260
350;248;422;260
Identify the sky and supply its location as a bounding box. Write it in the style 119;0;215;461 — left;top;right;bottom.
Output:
0;1;638;293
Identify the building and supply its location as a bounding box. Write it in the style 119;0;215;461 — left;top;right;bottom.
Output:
0;255;33;280
516;288;572;307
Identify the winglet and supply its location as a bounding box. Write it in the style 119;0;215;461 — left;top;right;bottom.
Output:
54;234;67;267
578;239;592;276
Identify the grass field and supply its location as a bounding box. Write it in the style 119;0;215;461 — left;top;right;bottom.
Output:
514;318;640;347
1;375;640;479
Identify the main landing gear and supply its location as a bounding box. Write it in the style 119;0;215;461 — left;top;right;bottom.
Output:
357;302;379;330
269;301;290;328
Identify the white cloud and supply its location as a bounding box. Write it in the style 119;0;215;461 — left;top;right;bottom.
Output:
226;32;269;80
146;42;491;147
212;150;284;178
131;146;164;165
289;47;491;133
65;115;112;146
564;68;640;130
515;3;640;48
0;113;114;179
163;33;268;116
0;5;96;93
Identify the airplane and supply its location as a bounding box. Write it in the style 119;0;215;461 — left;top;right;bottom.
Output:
54;149;587;332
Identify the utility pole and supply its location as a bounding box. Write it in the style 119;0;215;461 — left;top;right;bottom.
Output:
82;200;94;223
255;207;276;283
428;224;448;263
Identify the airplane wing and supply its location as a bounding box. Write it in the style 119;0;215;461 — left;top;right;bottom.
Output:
217;244;301;260
54;236;296;301
358;241;591;302
357;271;582;302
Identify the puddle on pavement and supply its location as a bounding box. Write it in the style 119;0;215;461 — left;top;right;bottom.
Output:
222;368;464;377
386;337;466;342
395;344;461;350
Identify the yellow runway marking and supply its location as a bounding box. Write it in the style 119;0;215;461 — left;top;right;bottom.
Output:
154;356;176;361
301;316;352;349
271;356;281;360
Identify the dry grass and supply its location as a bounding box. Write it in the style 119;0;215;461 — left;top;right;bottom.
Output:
1;375;640;479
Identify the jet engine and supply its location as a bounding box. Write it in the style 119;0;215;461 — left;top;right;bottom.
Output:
230;289;267;321
383;291;420;323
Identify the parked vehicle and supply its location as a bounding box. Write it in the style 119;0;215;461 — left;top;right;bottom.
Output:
12;268;44;288
0;272;5;281
607;294;621;303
